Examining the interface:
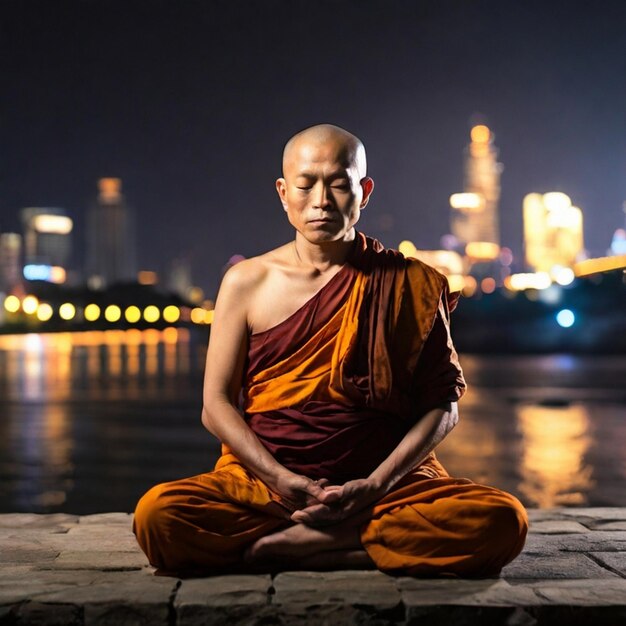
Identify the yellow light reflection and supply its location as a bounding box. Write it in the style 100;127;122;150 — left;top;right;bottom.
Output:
143;305;160;323
125;305;141;323
59;303;76;321
4;295;21;313
162;327;178;344
104;305;121;322
37;303;54;322
22;295;39;315
84;303;101;322
517;403;594;507
163;305;180;323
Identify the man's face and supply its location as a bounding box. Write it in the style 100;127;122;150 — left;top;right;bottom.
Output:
276;137;374;244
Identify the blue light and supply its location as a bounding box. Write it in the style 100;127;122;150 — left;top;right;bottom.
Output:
23;264;52;281
556;309;575;328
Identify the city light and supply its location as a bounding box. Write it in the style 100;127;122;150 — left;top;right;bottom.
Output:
204;309;214;324
465;242;500;260
36;303;54;322
190;307;206;324
84;304;101;322
398;240;418;258
143;305;160;323
4;295;20;313
137;270;158;285
32;214;73;234
22;295;39;315
505;272;552;291
556;309;575;328
553;267;575;286
574;255;626;277
125;306;141;323
104;305;121;322
449;193;483;212
470;125;490;143
543;192;571;213
481;277;496;294
59;303;76;321
447;274;466;293
163;305;180;323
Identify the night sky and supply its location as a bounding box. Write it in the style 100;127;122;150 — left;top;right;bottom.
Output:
2;0;625;296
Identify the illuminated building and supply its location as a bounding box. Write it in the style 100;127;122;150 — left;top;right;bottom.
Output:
450;124;503;257
0;233;22;292
166;258;192;299
86;178;137;288
523;193;584;274
20;207;73;283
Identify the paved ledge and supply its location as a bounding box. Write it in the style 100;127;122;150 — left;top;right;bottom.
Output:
1;508;626;625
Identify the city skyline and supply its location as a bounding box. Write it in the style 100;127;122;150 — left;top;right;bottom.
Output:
2;0;625;295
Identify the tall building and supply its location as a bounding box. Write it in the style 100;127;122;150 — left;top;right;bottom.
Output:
0;233;22;292
523;192;584;273
20;207;73;283
86;178;137;288
450;124;503;259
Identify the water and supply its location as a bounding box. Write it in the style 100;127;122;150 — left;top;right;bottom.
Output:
0;330;625;513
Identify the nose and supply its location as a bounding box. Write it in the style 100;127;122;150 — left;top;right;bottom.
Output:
312;183;331;209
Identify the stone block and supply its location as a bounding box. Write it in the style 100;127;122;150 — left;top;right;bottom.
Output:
36;551;148;571
529;520;589;534
273;570;401;612
405;605;537;626
8;601;82;626
502;553;618;580
175;575;271;625
585;521;626;531
589;551;626;577
519;533;561;554
0;514;78;529
398;578;540;606
526;578;626;605
77;513;133;525
550;531;626;552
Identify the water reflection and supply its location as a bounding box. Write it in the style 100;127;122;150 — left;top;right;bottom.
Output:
0;331;625;512
516;403;595;507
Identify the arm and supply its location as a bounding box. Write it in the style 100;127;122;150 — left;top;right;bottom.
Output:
201;263;337;512
291;402;458;525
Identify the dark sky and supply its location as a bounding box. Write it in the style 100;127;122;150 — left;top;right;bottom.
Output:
2;0;625;295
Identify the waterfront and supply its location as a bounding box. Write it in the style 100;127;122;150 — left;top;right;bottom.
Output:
0;331;625;514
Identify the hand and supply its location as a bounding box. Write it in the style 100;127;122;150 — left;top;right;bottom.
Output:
271;472;341;514
290;478;384;527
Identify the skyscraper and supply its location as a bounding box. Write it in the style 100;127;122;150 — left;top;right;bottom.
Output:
20;207;73;282
523;192;584;273
86;178;137;288
450;125;503;258
0;233;22;292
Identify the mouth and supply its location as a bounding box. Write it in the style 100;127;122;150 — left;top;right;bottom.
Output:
308;218;334;224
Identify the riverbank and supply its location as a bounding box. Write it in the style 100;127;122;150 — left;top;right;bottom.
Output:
2;508;626;624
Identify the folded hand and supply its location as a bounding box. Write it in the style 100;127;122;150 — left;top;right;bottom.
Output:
290;478;384;527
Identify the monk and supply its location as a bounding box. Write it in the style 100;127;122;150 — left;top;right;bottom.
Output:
133;123;528;577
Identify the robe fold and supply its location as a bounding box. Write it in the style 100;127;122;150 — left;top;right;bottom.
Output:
134;232;528;577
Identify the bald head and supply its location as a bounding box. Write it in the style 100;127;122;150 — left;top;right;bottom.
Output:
282;124;367;179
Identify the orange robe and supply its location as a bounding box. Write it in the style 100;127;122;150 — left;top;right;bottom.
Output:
134;233;528;576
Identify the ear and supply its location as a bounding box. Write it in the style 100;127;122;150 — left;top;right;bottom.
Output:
359;177;375;209
276;178;288;211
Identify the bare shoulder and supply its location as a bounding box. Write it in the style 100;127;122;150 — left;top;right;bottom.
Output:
217;243;292;300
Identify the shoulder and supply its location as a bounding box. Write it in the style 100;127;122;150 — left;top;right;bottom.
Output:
218;243;292;298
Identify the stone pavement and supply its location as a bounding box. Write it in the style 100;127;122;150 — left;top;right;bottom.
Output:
1;508;626;625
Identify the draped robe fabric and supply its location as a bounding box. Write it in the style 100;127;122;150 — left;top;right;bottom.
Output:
133;233;528;577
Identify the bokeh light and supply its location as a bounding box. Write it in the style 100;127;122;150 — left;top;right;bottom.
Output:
556;309;575;328
59;303;76;321
84;304;101;322
104;305;122;323
143;305;160;323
